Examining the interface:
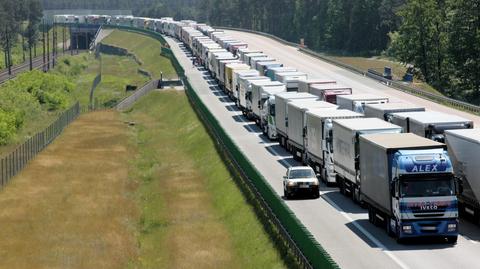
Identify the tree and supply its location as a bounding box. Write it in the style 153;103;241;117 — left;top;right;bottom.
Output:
393;0;448;87
26;0;43;70
447;0;480;100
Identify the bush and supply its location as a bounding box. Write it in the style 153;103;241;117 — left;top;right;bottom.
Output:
0;109;16;145
4;70;74;111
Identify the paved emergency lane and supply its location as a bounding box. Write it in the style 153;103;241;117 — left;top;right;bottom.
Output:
164;33;480;269
224;30;480;126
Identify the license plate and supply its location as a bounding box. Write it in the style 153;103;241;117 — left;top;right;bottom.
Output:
300;184;309;188
422;226;436;231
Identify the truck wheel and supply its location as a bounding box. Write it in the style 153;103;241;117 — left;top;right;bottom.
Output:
368;206;374;223
284;189;289;200
447;236;458;244
386;218;396;237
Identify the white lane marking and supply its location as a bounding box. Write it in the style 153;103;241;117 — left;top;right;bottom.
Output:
463;235;479;244
320;192;411;269
232;106;409;269
186;41;409;269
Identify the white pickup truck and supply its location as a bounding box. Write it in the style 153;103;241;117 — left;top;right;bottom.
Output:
283;166;320;199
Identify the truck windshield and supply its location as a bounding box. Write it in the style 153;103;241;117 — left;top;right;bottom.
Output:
269;104;275;116
400;177;454;198
289;169;315;179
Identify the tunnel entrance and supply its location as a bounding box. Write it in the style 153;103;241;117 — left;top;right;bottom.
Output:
69;24;100;50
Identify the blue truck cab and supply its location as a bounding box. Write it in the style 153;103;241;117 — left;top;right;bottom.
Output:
360;133;458;243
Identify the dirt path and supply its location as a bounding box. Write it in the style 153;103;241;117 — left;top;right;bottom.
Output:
0;111;137;269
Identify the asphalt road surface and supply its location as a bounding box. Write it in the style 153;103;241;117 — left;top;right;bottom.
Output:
164;31;480;269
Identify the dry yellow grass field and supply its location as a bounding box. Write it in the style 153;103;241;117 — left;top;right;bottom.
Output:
0;111;137;269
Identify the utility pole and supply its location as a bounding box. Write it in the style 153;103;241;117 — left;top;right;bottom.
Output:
62;25;65;53
6;27;11;75
52;22;56;68
42;19;46;72
47;22;50;70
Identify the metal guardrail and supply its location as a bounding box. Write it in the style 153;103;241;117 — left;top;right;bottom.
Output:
80;22;339;269
115;79;160;111
218;26;480;115
162;44;338;268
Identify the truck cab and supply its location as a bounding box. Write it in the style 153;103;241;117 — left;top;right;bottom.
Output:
360;133;459;243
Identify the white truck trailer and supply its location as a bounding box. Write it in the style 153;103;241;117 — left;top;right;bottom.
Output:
238;49;262;62
333;118;403;202
250;57;275;69
232;70;259;101
445;129;480;221
275;72;308;91
286;100;338;161
364;102;425;121
275;93;320;147
265;67;297;81
337;94;389;113
390;111;474;142
249;81;285;123
297;79;336;93
244;53;268;67
305;109;363;183
208;52;236;79
256;61;283;76
238;76;270;113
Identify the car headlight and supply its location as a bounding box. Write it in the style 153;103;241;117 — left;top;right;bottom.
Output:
311;180;319;186
402;225;413;234
448;223;457;232
287;181;297;187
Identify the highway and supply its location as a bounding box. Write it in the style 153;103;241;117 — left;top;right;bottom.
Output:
165;30;480;269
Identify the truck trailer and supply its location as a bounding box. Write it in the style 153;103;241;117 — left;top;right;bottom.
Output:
364;102;425;121
445;129;480;221
260;86;287;137
275;72;309;91
224;63;251;98
265;67;297;81
286;101;338;161
337;94;389;113
249;81;285;123
390;111;474;142
256;61;283;76
360;133;458;242
305;109;363;183
333;118;403;202
274;92;319;144
237;76;270;113
297;79;337;93
309;84;353;104
232;70;259;101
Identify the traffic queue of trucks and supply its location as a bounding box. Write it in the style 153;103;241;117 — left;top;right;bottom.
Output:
60;14;480;243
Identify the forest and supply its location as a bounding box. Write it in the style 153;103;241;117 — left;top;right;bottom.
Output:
37;0;480;102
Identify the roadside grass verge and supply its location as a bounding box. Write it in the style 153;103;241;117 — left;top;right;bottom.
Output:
101;29;177;79
329;55;444;96
125;90;287;268
0;111;137;268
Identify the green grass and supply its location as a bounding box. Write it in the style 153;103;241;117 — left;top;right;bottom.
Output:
329;55;444;96
101;30;177;79
125;90;287;269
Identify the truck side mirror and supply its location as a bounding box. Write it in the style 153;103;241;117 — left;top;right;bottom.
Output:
390;180;397;198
